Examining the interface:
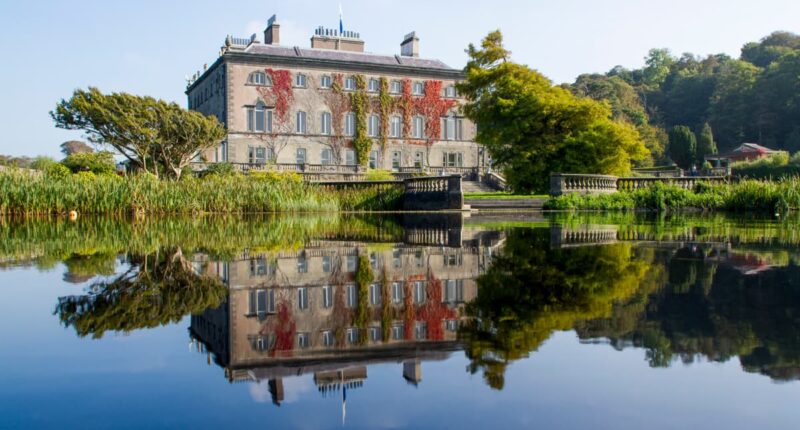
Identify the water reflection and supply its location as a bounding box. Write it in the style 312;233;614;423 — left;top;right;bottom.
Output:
3;212;800;406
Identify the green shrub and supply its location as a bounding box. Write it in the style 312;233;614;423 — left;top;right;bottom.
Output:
249;170;302;183
61;151;116;175
29;156;58;171
44;163;72;179
364;169;395;181
203;162;236;177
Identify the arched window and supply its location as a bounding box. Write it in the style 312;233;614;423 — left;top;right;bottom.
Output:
296;111;307;134
248;71;270;86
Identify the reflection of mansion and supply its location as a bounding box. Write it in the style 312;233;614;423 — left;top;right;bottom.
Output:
186;15;485;179
189;226;502;405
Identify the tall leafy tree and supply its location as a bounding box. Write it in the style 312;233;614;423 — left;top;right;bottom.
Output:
51;87;224;179
668;125;697;169
696;123;717;164
457;31;648;193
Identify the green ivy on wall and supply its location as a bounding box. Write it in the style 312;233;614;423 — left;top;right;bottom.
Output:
349;75;373;166
377;77;394;149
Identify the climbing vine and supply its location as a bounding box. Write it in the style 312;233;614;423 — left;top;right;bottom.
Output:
321;73;351;163
398;79;416;143
377;77;394;149
349;74;372;166
416;80;456;144
257;69;294;123
354;254;373;344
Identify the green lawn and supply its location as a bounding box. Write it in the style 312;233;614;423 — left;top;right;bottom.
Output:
464;192;548;199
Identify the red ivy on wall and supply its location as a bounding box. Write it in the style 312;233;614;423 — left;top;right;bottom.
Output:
260;299;296;357
416;273;457;341
256;68;294;123
415;80;456;145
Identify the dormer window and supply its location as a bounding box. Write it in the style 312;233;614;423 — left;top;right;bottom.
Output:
320;75;332;89
295;73;307;88
390;80;402;94
248;71;270;86
412;82;424;95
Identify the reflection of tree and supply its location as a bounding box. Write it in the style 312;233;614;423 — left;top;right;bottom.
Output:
55;247;226;339
62;251;117;283
577;246;800;381
460;228;654;390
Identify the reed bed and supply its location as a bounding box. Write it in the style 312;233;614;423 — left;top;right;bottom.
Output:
0;170;403;215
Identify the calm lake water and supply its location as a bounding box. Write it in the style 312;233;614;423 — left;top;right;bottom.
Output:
1;213;800;429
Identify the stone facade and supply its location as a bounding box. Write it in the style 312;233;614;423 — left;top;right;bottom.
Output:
186;16;485;176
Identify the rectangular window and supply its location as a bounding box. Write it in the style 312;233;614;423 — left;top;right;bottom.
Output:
443;152;463;168
414;151;424;168
413;82;424;95
345;113;356;136
346;284;357;308
369;284;381;306
443;279;464;303
346;328;358;344
390;80;401;93
413;281;426;304
392;282;404;303
295;74;307;88
249;257;268;276
392;249;401;268
369;327;380;342
392;324;404;340
249;146;267;164
444;253;462;267
320;75;332;88
412;116;424;138
368;115;379;137
248;289;275;317
368;78;379;92
415;322;428;340
445;320;458;332
369;150;379;169
296;148;307;164
248;106;270;132
322;285;333;308
345;77;356;90
297;332;310;348
322;330;334;347
345;149;356;166
391;151;401;171
445;86;457;98
296;111;307;134
321;148;332;165
321;112;332;135
390;116;402;138
298;288;309;310
346;255;357;272
297;257;308;273
322;256;332;273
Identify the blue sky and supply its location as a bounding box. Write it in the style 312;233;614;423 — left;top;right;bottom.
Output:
1;0;798;157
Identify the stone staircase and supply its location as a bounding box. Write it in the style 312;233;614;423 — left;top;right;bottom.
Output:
465;198;546;211
462;180;498;193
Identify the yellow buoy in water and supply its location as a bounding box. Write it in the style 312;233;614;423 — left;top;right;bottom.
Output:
68;210;78;221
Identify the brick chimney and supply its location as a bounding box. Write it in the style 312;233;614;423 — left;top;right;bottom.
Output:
264;15;280;45
400;32;419;57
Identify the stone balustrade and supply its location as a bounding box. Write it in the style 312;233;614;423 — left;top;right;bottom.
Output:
617;176;728;192
403;175;463;211
549;173;618;196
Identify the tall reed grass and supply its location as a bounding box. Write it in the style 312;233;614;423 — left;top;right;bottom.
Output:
0;170;403;215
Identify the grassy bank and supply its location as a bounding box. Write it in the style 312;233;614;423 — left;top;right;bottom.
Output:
544;179;800;213
0;170;403;215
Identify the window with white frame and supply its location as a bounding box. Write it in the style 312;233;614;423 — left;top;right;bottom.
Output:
392;324;404;340
248;71;269;85
296;148;307;164
248;289;275;318
320;112;332;135
345;284;357;308
247;103;272;132
369;150;379;169
413;281;426;304
412;82;424;95
345;76;356;90
369;327;380;342
390;116;402;138
390;80;402;93
391;151;401;171
298;287;309;310
322;256;332;273
320;75;332;88
414;151;424;168
392;249;401;268
412;116;424;138
346;255;357;272
297;332;310;348
392;282;404;303
443;152;463;167
368;78;379;92
345;149;356;166
297;256;308;273
322;285;333;308
345;113;356;136
248;146;267;165
346;328;358;344
369;284;381;306
414;322;428;340
368;114;379;137
295;73;307;88
443;279;464;303
296;111;307;134
444;85;457;98
322;330;334;347
321;148;332;165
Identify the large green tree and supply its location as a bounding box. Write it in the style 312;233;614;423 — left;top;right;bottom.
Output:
457;31;648;193
51;87;225;179
668;125;697;169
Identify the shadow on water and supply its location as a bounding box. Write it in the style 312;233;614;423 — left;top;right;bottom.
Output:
2;212;800;400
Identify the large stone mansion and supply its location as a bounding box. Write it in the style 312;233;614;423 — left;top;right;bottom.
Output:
186;15;485;177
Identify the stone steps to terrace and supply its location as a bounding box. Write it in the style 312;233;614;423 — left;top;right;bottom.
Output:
464;198;546;211
462;180;499;193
